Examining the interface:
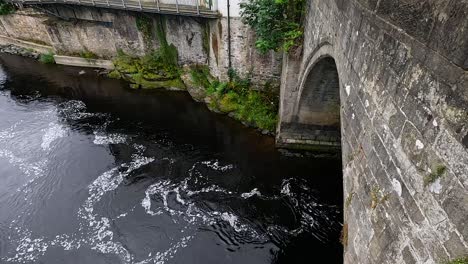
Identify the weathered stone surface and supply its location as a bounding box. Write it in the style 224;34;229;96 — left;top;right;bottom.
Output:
277;0;468;263
180;68;206;102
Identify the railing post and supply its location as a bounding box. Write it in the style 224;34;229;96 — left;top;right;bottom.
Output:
106;0;109;6
156;0;160;11
175;0;179;13
196;0;199;15
137;0;141;9
121;0;125;8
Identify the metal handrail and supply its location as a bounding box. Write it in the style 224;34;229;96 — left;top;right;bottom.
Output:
7;0;219;17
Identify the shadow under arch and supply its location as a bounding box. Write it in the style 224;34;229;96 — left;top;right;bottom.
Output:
285;54;342;152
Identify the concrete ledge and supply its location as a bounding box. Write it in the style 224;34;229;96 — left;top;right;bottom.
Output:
0;35;54;54
53;55;115;70
276;136;341;152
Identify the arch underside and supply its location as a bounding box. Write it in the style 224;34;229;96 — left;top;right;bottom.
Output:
280;57;341;151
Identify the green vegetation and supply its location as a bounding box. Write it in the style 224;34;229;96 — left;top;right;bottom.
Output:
240;0;305;53
110;16;183;90
190;67;278;131
113;14;278;132
0;0;15;15
136;15;153;48
39;52;55;64
445;257;468;264
424;164;447;187
109;49;184;90
154;17;178;66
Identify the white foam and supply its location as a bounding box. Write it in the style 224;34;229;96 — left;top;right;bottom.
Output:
5;152;155;263
200;160;234;172
241;188;261;199
93;132;127;145
41;124;67;150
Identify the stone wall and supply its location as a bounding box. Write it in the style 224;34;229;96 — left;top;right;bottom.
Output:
0;5;282;87
278;0;468;263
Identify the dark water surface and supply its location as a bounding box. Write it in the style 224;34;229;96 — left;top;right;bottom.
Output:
0;54;343;264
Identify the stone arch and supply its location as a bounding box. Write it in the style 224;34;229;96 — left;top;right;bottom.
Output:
295;56;340;127
290;44;342;149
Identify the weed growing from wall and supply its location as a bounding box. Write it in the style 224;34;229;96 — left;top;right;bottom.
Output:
424;164;446;187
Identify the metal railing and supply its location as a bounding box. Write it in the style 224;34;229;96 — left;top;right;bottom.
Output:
7;0;218;18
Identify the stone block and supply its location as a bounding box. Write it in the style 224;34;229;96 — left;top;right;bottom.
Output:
442;184;468;241
444;232;468;259
402;246;417;264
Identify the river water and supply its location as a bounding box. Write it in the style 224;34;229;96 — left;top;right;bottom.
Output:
0;54;343;264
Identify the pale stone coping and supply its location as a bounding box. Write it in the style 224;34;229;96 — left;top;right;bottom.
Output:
53;55;115;70
0;35;54;54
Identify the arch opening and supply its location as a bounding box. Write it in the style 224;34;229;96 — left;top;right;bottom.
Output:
283;56;341;151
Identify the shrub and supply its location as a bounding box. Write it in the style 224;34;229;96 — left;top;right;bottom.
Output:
0;0;15;15
240;0;305;53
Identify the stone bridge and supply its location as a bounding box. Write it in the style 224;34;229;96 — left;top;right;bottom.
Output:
277;0;468;263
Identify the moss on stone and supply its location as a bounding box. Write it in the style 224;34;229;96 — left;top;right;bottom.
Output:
424;164;447;187
110;47;183;90
136;15;153;49
191;71;278;132
108;70;122;79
